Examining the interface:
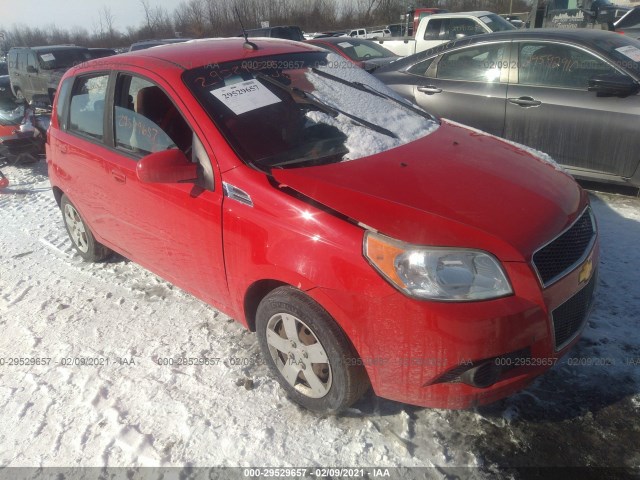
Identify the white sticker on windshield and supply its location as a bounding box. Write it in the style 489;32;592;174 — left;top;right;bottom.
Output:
615;45;640;62
480;15;493;23
210;79;281;115
40;53;56;62
338;42;353;48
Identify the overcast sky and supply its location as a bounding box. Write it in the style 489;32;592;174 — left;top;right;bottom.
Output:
0;0;186;31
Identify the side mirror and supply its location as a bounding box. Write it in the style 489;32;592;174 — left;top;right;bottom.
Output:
136;149;197;184
27;65;38;73
588;74;639;97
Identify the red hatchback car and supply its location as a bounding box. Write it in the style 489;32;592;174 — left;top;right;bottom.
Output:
47;38;598;413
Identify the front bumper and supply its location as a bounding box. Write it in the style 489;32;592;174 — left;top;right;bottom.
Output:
314;240;599;409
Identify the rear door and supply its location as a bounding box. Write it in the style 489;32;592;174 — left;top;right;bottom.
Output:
409;41;511;136
505;40;640;178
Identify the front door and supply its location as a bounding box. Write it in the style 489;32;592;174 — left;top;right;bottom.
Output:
505;41;640;178
410;41;511;136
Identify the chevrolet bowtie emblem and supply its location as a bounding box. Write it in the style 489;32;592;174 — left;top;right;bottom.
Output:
578;258;593;284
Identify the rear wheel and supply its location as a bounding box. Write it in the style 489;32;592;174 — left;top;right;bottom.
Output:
256;286;369;413
60;194;111;262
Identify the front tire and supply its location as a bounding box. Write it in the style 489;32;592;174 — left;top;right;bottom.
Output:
60;194;111;262
256;286;369;413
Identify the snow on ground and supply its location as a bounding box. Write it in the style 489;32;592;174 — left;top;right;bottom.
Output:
0;161;639;477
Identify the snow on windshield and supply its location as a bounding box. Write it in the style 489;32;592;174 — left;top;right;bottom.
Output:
306;53;438;161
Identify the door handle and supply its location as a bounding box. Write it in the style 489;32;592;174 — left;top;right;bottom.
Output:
508;96;542;107
417;85;443;95
111;170;126;184
59;144;68;154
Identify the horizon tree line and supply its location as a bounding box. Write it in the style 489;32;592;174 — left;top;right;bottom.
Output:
0;0;531;50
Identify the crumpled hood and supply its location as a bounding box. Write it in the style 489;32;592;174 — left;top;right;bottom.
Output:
272;121;587;262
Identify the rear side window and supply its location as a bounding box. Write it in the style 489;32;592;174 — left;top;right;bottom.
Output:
27;53;38;71
68;74;109;141
17;52;27;71
423;20;443;40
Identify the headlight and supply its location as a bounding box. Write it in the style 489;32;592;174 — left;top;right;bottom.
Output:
364;231;512;301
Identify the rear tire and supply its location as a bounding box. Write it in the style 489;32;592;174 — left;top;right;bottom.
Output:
60;194;111;262
256;286;369;414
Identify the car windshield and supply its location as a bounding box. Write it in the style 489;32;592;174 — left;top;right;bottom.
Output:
183;51;437;170
593;34;640;75
479;14;517;32
38;50;90;69
330;40;395;61
0;105;25;126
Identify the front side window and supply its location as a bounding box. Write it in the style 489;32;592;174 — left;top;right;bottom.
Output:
68;74;109;140
437;43;509;82
518;42;620;89
113;75;192;157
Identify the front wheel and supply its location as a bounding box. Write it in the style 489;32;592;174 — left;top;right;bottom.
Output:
256;286;369;413
60;194;111;262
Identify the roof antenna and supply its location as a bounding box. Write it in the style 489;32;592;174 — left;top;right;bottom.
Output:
235;7;258;50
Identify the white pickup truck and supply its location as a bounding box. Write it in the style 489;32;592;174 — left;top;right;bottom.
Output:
374;11;516;57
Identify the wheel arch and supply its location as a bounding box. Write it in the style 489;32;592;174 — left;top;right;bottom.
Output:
243;279;289;332
52;186;64;207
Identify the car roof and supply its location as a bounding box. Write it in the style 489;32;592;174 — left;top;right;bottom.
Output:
11;45;88;51
434;11;494;17
308;37;379;45
83;38;320;72
375;28;637;73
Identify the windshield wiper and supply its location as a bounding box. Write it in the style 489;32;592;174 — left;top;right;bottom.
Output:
310;67;438;122
255;73;397;139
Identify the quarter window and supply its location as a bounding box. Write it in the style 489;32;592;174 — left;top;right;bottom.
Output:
436;44;509;82
518;43;620;89
68;74;109;140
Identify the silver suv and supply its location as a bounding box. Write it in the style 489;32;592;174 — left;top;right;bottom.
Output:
7;46;91;104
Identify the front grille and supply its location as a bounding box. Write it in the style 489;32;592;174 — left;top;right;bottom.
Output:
552;271;597;350
533;207;596;287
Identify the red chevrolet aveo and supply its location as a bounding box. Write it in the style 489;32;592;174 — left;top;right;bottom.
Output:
47;38;598;413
